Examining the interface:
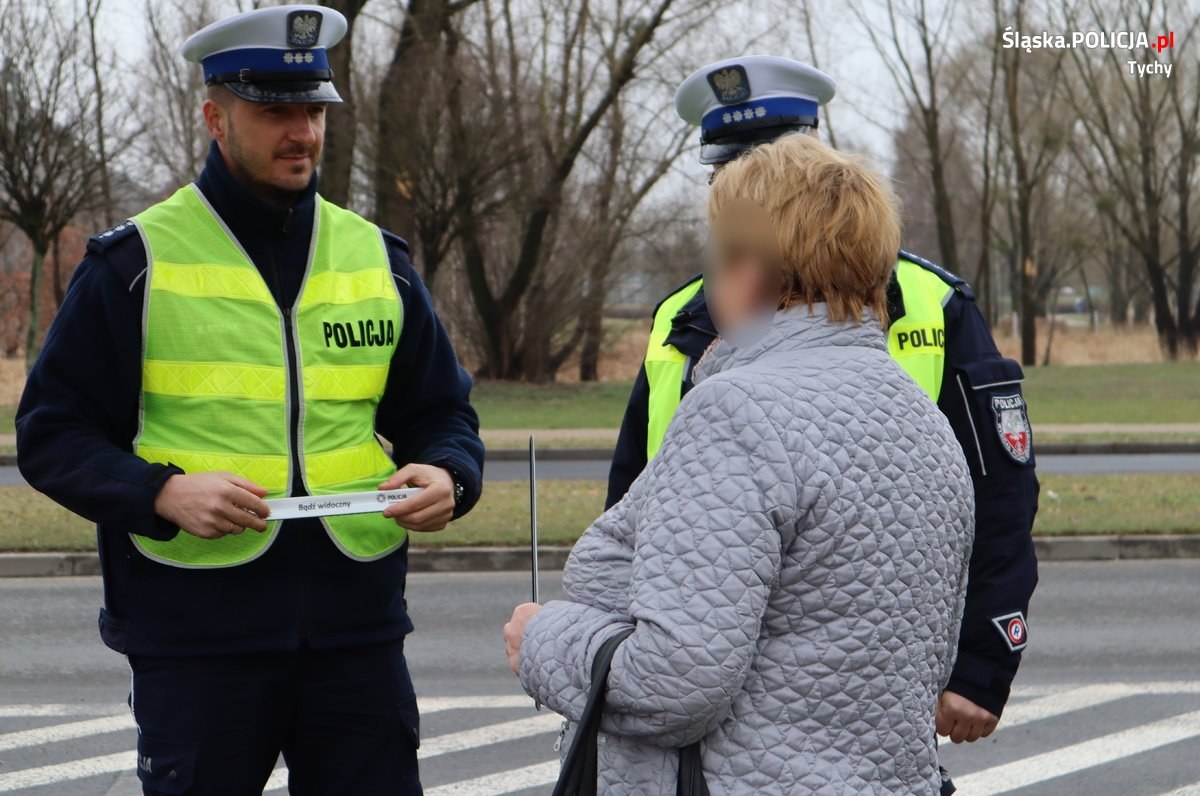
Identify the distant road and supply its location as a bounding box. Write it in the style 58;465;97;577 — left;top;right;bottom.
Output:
483;453;1200;482
2;454;1198;489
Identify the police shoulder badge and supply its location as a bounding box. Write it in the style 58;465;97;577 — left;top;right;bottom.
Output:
991;611;1029;652
991;392;1031;463
707;65;751;105
287;10;322;48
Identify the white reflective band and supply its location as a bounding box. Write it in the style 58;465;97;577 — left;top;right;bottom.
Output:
265;488;422;520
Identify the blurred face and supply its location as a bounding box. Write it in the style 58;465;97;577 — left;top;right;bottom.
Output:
204;93;326;205
706;199;783;333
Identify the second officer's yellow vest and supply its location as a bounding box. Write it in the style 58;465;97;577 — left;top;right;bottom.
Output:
644;277;703;460
130;184;405;568
643;258;951;459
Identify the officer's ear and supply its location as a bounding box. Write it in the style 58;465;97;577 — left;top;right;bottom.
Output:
203;86;233;143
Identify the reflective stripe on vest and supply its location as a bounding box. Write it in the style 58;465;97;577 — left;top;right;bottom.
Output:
644;278;704;460
130;184;404;568
642;259;953;457
887;258;952;401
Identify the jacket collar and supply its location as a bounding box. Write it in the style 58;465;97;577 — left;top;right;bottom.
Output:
693;303;886;384
194;140;318;238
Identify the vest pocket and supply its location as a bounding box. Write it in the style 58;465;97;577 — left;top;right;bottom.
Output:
135;734;197;794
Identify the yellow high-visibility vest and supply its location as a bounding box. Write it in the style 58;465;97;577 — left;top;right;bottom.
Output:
130;184;405;568
642;258;951;458
886;258;952;401
644;277;703;459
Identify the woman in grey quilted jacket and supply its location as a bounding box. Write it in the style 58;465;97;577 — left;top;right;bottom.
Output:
504;133;975;795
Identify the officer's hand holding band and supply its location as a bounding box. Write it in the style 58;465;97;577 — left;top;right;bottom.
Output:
154;471;272;538
379;463;457;532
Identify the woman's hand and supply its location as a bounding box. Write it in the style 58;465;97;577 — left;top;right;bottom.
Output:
503;603;542;676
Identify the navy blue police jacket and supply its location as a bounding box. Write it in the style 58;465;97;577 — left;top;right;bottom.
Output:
16;143;484;657
607;255;1039;718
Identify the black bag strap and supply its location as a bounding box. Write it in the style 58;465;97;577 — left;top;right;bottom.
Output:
551;626;710;796
552;627;634;796
677;740;711;796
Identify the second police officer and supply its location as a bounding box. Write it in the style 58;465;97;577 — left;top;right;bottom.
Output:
607;56;1039;795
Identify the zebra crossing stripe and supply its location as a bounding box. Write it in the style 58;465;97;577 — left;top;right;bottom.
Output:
262;714;563;792
419;695;538;713
952;708;1200;795
424;760;561;795
1159;782;1200;795
0;751;130;793
421;713;562;758
997;684;1137;729
0;705;128;718
0;714;131;753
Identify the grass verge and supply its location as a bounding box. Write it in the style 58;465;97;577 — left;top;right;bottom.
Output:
1023;362;1200;424
3;474;1198;553
470;380;633;430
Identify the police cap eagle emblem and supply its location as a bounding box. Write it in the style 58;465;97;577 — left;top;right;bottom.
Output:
706;65;751;105
287;11;322;48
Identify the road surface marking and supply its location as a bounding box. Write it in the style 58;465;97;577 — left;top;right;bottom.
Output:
0;751;130;793
0;714;131;752
7;684;1200;794
421;713;562;758
425;760;561;795
952;708;1200;795
0;704;129;718
261;713;563;791
0;696;536;720
999;684;1136;729
420;695;538;713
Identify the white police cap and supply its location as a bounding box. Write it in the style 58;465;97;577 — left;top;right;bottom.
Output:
182;5;348;104
675;55;836;164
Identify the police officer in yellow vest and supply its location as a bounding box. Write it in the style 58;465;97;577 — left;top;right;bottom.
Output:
16;7;482;794
607;57;1039;796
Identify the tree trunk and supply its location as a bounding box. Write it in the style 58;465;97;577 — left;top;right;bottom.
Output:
51;235;65;309
1004;22;1037;366
374;0;452;243
578;276;606;381
25;245;45;371
925;115;961;275
318;0;367;207
86;0;114;226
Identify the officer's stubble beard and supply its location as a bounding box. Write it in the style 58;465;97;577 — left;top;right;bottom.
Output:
219;102;323;208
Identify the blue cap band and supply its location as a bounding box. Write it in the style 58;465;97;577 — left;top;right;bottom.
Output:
202;47;330;82
701;96;819;136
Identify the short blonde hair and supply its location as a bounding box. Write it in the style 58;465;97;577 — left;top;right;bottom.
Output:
708;133;901;325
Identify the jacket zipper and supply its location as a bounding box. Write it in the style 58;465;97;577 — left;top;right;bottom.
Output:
272;207;309;641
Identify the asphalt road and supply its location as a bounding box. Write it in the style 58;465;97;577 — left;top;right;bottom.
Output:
4;453;1199;488
481;453;1200;481
1;562;1199;794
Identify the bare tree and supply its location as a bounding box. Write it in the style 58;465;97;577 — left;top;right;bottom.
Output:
318;0;371;206
0;0;105;368
366;0;724;380
1061;0;1200;357
138;0;220;188
84;0;116;226
850;0;968;275
999;0;1068;365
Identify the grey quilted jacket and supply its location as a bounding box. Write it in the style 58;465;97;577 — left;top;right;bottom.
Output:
519;306;975;795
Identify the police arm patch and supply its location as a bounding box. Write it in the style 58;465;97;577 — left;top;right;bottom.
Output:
991;611;1029;652
991;392;1032;463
